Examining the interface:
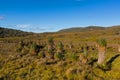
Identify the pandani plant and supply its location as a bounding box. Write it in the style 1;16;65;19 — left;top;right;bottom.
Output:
47;38;55;59
96;38;107;64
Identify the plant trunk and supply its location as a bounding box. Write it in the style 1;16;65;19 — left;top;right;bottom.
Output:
98;47;106;64
118;45;120;52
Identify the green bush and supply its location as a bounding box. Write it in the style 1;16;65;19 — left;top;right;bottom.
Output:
38;52;45;58
16;40;24;52
47;38;55;59
68;53;78;61
97;38;107;47
29;42;39;55
55;53;64;60
21;46;29;54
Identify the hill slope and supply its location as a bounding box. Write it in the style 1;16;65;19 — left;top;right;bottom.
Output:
0;27;33;38
58;26;120;33
58;26;105;33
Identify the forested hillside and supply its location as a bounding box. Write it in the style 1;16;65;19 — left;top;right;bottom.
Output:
0;27;33;38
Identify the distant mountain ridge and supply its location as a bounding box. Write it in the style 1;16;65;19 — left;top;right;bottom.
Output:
0;27;33;38
1;25;120;38
58;26;106;32
58;25;120;33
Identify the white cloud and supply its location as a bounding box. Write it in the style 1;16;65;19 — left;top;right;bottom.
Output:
0;16;4;20
16;24;31;28
14;24;58;33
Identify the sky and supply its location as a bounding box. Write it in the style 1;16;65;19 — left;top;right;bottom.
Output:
0;0;120;33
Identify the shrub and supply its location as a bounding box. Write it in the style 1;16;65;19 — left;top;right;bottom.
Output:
96;38;107;64
21;46;29;54
83;44;88;56
16;40;24;52
55;53;64;60
29;42;39;55
68;53;78;61
57;41;64;54
47;38;55;59
38;51;45;58
97;38;107;47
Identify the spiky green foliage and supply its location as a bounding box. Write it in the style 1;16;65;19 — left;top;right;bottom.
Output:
68;53;78;61
58;42;63;50
16;40;24;52
97;39;107;47
38;51;45;58
57;41;64;54
55;53;64;60
48;37;54;46
83;44;88;56
47;38;55;59
29;42;39;55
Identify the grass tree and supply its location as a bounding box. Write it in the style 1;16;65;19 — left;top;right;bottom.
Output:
30;42;39;55
69;42;73;49
57;41;64;54
55;41;64;60
69;52;78;61
16;40;24;52
38;51;45;58
83;43;88;57
118;42;120;52
47;38;55;59
97;38;107;64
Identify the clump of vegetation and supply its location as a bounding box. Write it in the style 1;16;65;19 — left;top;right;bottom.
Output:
68;52;78;61
96;38;107;64
83;43;88;56
97;38;107;47
1;26;120;80
38;51;45;58
16;40;24;52
29;42;39;55
57;41;64;54
55;41;65;60
47;38;55;59
55;53;64;60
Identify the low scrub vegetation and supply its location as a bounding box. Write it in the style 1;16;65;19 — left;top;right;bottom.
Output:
0;27;120;80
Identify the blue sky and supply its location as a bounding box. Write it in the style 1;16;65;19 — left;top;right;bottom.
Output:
0;0;120;33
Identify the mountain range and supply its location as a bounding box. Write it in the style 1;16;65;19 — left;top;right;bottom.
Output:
0;25;120;37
